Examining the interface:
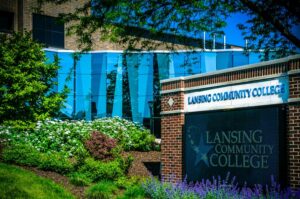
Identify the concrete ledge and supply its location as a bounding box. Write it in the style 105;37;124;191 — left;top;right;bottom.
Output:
288;69;300;75
160;110;185;115
161;73;287;94
288;98;300;103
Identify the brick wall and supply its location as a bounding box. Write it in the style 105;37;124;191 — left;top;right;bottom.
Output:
287;103;300;187
161;55;300;187
0;0;201;50
161;114;184;182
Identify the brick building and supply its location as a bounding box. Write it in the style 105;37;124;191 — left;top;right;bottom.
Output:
0;0;242;51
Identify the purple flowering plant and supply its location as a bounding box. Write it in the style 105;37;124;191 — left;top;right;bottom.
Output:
142;173;300;199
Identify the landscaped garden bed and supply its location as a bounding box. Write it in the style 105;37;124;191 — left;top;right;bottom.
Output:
1;117;299;199
0;117;158;198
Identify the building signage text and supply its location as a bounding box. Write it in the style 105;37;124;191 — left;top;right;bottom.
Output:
184;77;289;112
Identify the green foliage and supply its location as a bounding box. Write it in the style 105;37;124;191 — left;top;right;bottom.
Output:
2;143;41;167
38;152;74;174
37;0;299;59
2;143;74;174
85;181;118;199
115;176;143;189
117;185;146;199
68;172;92;186
0;32;68;128
0;162;74;199
78;158;125;182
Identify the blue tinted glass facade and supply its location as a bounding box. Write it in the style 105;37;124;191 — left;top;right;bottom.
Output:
46;50;263;129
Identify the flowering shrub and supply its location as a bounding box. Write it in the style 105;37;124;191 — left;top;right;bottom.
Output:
0;120;91;158
85;131;117;160
142;174;300;199
91;117;156;151
0;117;157;156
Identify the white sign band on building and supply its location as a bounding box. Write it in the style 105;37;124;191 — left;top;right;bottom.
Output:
184;77;289;112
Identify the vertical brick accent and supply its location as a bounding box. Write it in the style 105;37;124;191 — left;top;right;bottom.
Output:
287;60;300;187
161;114;184;182
161;81;185;182
287;103;300;188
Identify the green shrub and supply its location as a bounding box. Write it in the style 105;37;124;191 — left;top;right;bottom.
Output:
115;176;142;189
2;143;74;174
79;158;124;182
2;143;41;166
118;185;146;199
116;155;134;174
85;181;118;199
0;32;67;129
38;152;74;174
68;172;92;186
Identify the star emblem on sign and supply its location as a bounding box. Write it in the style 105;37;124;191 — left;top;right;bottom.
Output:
187;126;213;167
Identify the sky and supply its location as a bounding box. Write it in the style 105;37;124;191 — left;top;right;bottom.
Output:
223;13;249;47
223;13;300;47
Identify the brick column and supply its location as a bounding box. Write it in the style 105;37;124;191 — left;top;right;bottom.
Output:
287;59;300;188
161;80;185;182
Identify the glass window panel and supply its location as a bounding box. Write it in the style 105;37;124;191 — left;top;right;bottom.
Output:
32;14;64;48
184;53;201;75
157;53;170;80
233;52;249;67
172;53;185;77
201;52;217;73
60;95;74;118
216;52;233;70
249;52;261;64
126;54;139;122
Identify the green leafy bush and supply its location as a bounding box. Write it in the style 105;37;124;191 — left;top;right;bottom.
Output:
2;143;74;174
2;143;41;166
85;181;118;199
78;158;124;182
68;172;92;186
118;185;146;199
38;153;74;174
85;131;117;160
0;32;68;128
115;176;143;189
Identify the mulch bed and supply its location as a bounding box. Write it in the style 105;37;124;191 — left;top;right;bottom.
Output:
124;151;161;177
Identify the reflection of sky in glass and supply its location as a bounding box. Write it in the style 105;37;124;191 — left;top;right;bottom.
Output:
46;50;263;123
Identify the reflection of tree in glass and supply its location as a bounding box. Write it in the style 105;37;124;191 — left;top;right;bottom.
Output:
153;54;161;137
122;54;132;120
106;65;117;117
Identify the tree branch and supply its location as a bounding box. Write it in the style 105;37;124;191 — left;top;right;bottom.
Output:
239;0;300;48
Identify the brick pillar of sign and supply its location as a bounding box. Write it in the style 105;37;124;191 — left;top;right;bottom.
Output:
287;59;300;188
161;81;185;182
160;56;300;187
